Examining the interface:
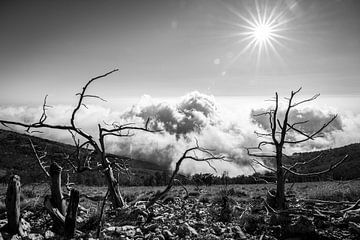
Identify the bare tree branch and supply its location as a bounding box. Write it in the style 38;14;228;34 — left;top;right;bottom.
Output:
147;141;225;208
285;153;324;170
246;147;276;158
251;158;276;172
284;115;337;144
283;155;349;176
291;93;320;108
28;138;50;178
247;88;347;210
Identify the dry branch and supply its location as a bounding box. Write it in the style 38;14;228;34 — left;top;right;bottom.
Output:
0;69;162;209
247;88;348;210
147;141;225;208
28;138;50;177
283;155;349;176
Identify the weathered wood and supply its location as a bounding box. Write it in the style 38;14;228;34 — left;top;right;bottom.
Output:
102;155;125;208
44;196;66;225
49;162;66;231
5;175;24;236
49;162;66;214
96;189;109;238
64;189;80;238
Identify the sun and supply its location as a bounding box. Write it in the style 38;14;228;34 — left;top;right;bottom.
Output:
253;24;273;43
227;0;292;62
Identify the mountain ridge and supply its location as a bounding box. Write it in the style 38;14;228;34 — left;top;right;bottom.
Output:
0;128;359;184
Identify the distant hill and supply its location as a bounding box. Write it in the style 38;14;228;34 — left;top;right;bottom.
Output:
285;143;360;181
0;128;167;186
0;128;359;186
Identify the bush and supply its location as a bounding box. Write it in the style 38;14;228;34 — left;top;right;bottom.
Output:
22;189;38;199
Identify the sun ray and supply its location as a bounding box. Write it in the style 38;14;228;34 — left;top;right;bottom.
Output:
229;0;292;63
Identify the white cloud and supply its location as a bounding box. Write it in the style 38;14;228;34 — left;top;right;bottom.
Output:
1;92;359;176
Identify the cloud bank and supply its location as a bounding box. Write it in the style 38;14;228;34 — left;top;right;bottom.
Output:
1;92;359;176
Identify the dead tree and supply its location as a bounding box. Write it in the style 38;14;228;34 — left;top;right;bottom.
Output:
49;163;66;219
3;175;24;236
30;145;78;235
247;88;348;209
0;69;159;208
147;140;226;208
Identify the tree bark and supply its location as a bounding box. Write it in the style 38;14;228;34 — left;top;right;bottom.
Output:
49;162;66;228
104;166;125;208
5;175;23;236
44;196;65;224
275;152;286;210
64;189;80;238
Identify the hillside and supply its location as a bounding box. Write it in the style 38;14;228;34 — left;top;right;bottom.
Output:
0;128;359;186
287;143;360;181
0;128;166;186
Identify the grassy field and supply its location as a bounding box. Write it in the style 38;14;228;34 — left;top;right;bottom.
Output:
2;180;359;211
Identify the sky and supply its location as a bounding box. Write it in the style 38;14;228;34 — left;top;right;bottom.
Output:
0;0;360;175
0;0;360;104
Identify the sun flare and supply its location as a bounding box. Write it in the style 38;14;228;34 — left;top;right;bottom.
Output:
227;0;292;63
253;24;273;43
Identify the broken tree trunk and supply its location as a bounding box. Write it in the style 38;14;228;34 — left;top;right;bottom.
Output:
44;196;65;225
102;156;125;208
49;162;66;229
5;175;24;236
64;189;80;239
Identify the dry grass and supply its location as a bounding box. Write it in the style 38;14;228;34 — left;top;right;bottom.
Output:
306;181;360;202
0;181;359;209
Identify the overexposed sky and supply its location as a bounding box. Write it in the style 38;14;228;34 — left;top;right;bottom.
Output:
0;0;359;107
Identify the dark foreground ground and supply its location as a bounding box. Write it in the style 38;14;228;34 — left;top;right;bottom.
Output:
0;181;360;239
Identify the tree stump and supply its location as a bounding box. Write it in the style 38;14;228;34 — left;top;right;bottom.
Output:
266;189;277;209
5;175;24;236
49;162;66;230
64;189;80;238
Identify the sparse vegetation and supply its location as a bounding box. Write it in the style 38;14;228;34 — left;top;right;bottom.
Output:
0;83;359;239
307;181;360;202
247;88;348;209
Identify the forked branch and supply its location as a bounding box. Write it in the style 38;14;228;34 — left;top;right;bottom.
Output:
146;140;226;208
283;155;349;176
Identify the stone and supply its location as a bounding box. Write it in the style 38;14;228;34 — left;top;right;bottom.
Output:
44;230;55;239
176;223;198;238
0;220;7;229
20;219;31;233
162;229;173;240
203;233;220;240
232;226;247;239
27;233;44;240
10;234;21;240
285;216;316;238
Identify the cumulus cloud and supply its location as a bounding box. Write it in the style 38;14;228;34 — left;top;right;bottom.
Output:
123;92;220;137
108;91;255;175
250;106;358;153
1;92;359;176
251;108;342;134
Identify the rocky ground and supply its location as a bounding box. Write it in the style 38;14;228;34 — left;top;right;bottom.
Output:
1;186;360;240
